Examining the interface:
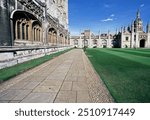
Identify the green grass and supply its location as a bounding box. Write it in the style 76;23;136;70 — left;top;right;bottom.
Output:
86;48;150;103
0;49;72;82
109;49;150;58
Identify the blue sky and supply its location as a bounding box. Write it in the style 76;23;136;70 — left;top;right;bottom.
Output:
69;0;150;35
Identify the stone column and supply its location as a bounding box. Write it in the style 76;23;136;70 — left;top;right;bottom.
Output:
15;21;18;40
56;30;59;46
20;23;23;40
147;33;150;48
24;24;27;40
28;21;32;41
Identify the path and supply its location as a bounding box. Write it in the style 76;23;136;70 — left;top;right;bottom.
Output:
0;49;113;103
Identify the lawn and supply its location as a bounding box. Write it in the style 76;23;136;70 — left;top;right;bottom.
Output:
86;48;150;103
0;48;72;82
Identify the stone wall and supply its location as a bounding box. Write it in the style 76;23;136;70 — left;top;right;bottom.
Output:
0;0;11;46
0;46;71;70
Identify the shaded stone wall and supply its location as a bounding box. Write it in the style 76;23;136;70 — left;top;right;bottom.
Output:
0;0;11;46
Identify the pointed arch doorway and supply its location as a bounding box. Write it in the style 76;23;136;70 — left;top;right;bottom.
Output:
140;39;146;48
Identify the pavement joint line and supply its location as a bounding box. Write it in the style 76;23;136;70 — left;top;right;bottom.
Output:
53;53;75;103
20;51;74;102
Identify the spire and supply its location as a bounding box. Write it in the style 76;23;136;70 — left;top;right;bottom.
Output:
127;25;130;32
137;9;140;19
131;21;134;32
98;30;101;39
123;26;126;32
132;20;134;25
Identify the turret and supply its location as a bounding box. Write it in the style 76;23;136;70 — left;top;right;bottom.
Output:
134;9;143;32
131;21;134;32
123;26;126;32
127;25;130;32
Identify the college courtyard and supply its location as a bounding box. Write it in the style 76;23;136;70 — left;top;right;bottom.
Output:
0;48;150;103
0;49;113;103
0;0;150;103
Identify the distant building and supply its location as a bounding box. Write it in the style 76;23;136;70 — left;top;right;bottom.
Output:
70;10;150;49
70;30;114;48
0;0;69;46
117;10;150;48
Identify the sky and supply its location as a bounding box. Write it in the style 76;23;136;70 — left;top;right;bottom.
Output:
68;0;150;35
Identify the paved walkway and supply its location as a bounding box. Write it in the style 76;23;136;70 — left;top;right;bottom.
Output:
0;49;113;103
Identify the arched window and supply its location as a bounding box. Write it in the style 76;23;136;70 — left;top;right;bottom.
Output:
83;40;88;47
36;29;39;41
26;25;29;40
93;40;97;45
22;24;25;40
34;28;36;41
39;30;41;41
17;22;20;39
48;28;57;44
74;40;78;45
140;39;146;48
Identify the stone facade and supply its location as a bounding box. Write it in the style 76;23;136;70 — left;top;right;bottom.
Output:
0;0;69;47
117;10;150;48
70;30;114;48
0;46;71;70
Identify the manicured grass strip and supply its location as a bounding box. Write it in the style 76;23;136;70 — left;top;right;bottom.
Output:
108;49;150;58
131;49;150;52
86;49;150;103
99;49;150;66
0;49;72;82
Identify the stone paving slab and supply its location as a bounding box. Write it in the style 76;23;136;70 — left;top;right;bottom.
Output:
77;91;91;103
72;82;88;91
23;82;41;90
21;93;57;103
12;90;32;101
33;85;60;93
61;82;72;91
0;90;21;101
0;49;114;103
54;91;77;103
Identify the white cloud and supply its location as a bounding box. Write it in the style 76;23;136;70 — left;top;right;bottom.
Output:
101;18;113;22
101;14;116;22
110;14;115;17
140;4;144;7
